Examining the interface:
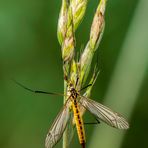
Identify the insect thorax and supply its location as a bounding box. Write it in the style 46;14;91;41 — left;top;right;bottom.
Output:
67;84;78;100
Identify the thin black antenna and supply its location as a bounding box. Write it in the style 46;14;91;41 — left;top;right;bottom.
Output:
75;76;79;87
12;79;64;96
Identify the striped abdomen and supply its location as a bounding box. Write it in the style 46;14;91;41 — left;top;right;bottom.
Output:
72;98;86;148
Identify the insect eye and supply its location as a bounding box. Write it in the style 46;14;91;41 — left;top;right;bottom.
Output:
69;83;73;87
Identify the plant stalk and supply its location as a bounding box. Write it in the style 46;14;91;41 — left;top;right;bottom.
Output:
63;79;68;148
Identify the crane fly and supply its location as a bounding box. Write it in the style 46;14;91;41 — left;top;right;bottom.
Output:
45;81;129;148
13;80;129;148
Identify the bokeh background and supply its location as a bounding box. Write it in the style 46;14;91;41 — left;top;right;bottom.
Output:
0;0;148;148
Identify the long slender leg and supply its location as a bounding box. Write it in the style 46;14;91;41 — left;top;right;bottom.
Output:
84;118;100;125
12;79;64;96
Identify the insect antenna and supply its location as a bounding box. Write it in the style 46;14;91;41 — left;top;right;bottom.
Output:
75;76;79;87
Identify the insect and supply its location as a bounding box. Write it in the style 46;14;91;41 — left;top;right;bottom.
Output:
13;79;129;148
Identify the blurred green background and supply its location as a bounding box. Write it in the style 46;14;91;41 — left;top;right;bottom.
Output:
0;0;148;148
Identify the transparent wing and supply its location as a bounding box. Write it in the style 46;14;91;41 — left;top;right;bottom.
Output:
79;96;129;129
45;100;71;148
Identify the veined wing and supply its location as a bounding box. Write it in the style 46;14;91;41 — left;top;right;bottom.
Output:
79;96;129;129
45;100;71;148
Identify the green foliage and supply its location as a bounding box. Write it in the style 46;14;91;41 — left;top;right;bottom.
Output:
0;0;148;148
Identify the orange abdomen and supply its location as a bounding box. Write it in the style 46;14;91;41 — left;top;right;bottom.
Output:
72;100;86;147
